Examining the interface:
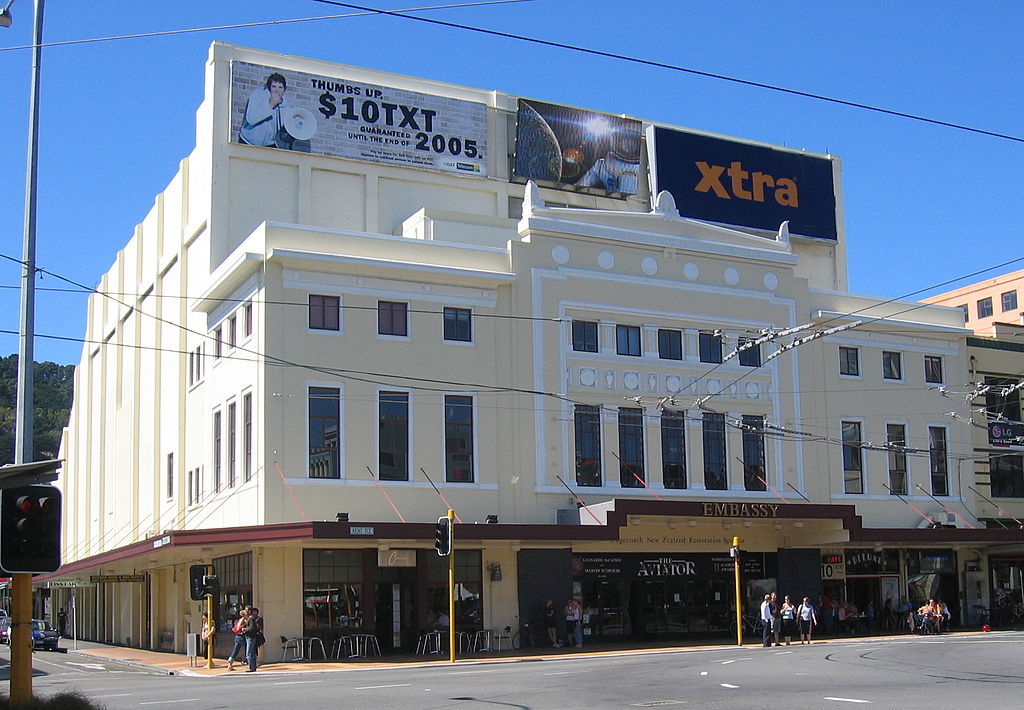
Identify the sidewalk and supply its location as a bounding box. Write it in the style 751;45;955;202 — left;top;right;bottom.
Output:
62;628;988;678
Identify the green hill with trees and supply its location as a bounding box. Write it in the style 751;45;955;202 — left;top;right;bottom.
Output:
0;355;75;464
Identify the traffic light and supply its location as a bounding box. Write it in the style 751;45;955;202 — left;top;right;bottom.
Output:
434;516;452;556
0;484;62;574
189;565;207;600
203;573;220;598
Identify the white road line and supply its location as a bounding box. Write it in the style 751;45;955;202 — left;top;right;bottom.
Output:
700;671;709;676
721;657;752;664
92;694;130;699
447;670;498;675
545;671;572;675
823;697;871;704
273;680;322;686
720;683;739;689
354;684;410;690
139;700;200;706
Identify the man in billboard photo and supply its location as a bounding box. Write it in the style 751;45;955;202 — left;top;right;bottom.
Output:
239;72;289;148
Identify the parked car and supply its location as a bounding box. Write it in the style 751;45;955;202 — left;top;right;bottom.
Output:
0;618;10;644
31;619;60;651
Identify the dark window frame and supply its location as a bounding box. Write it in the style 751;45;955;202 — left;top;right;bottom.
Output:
309;386;341;479
378;300;409;337
379;391;410;481
660;410;687;489
929;426;949;496
616;325;641;357
443;307;472;342
572;321;599;353
309;294;341;331
882;351;902;380
738;339;761;367
698;331;723;364
842;421;863;494
1002;290;1018;313
658;329;683;361
574;405;602;487
444;395;474;483
886;423;907;495
618;407;645;487
924;355;944;384
702;412;727;490
839;346;859;376
741;415;766;491
977;296;994;319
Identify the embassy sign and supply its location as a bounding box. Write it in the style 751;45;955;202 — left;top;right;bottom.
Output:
648;126;838;240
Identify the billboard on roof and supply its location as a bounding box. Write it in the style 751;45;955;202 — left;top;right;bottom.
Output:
649;125;838;240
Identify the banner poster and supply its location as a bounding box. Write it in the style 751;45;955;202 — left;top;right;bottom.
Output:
989;421;1024;450
649;125;838;240
230;61;488;177
579;552;770;580
512;99;643;195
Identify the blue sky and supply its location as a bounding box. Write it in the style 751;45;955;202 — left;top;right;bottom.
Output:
1;0;1022;365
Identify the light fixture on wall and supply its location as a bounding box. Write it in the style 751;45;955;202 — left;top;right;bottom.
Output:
742;520;753;528
773;522;783;531
487;562;502;582
722;521;732;530
687;519;698;527
485;514;499;524
336;512;349;522
666;520;678;530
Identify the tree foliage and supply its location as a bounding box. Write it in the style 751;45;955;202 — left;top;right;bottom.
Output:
0;354;75;464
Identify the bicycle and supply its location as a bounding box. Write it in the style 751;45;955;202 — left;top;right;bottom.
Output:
729;613;765;637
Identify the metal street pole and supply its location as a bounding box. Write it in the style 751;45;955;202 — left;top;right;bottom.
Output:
732;536;742;647
7;0;45;704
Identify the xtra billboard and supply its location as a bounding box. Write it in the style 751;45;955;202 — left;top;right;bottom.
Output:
230;61;487;177
649;126;838;240
512;99;643;195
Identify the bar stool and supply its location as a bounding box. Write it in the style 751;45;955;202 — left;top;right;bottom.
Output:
416;631;441;654
331;635;352;659
472;628;491;652
305;636;327;660
455;630;472;653
352;633;381;657
492;626;513;651
281;635;303;661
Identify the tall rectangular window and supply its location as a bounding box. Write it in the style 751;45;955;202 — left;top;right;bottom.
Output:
842;421;863;494
378;301;408;336
991;455;1024;498
658;329;682;360
886;423;907;495
698;331;723;364
618;407;645;487
244;301;253;337
166;453;174;499
213;411;222;492
1002;290;1018;312
379;392;410;481
309;387;340;479
227;315;237;348
616;325;641;357
444;395;474;482
702;412;726;490
309;295;340;331
572;321;598;352
443;307;472;342
227;402;237;487
977;296;994;319
958;304;968;322
187;468;200;506
214;327;223;359
741;415;766;491
660;410;687;489
243;392;253;482
574;405;602;487
929;426;948;496
882;351;902;380
738;339;761;367
839;347;859;376
924;356;944;384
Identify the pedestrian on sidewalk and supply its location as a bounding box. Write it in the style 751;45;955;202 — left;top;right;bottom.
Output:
200;612;216;659
760;594;773;647
797;597;817;644
246;607;265;672
565;598;583;649
227;606;250;670
543;599;559;647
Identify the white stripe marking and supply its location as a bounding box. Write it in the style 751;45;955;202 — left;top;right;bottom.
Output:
354;684;410;690
720;683;739;689
447;670;498;675
700;671;709;676
545;671;572;675
139;700;200;706
823;697;871;704
93;694;130;699
273;681;322;686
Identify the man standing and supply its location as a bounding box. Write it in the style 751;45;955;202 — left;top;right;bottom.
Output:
770;592;781;646
246;607;264;672
760;594;773;647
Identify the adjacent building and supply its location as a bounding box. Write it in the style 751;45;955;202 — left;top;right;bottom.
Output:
44;43;1022;655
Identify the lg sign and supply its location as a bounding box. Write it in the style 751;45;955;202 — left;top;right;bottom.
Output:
650;126;838;240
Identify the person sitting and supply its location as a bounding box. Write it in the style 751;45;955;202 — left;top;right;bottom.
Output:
938;599;952;631
917;599;941;633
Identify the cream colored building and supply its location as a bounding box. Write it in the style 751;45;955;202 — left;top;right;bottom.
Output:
44;43;1018;656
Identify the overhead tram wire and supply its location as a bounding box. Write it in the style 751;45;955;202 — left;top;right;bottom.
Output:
315;1;1024;145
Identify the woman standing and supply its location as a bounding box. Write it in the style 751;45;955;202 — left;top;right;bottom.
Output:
227;606;250;671
199;612;216;661
797;597;817;644
543;599;559;647
779;595;798;646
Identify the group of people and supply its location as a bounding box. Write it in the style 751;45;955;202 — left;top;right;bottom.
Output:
910;598;951;634
200;605;265;672
542;597;584;649
760;593;818;647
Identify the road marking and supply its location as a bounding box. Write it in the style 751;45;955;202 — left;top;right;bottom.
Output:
139;700;200;706
721;657;752;664
67;662;107;670
273;680;322;686
545;671;572;675
720;683;739;689
447;670;498;675
774;650;793;655
700;671;709;676
354;684;410;690
92;694;130;699
823;697;871;704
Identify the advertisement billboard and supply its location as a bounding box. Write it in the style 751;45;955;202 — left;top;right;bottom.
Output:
649;126;838;240
989;421;1024;450
230;61;487;177
512;99;643;195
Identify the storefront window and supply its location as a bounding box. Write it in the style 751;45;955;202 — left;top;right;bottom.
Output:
426;550;482;630
905;548;957;608
303;549;363;633
213;552;252;633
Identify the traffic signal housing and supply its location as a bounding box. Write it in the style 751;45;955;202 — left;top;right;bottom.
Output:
0;484;62;574
189;565;207;600
434;516;452;556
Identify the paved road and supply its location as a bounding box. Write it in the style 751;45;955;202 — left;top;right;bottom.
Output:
5;632;1024;709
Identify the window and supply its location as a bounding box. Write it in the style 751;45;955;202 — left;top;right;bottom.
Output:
443;307;472;342
166;453;174;499
378;301;408;336
618;407;645;487
991;455;1024;498
309;387;340;479
658;329;682;360
660;410;687;489
213;411;222;492
616;325;641;357
244;302;253;337
702;412;726;490
227;315;237;348
444;395;474;482
243;392;253;482
426;550;482;631
187;467;201;506
977;296;994;319
929;426;948;496
227;401;237;487
309;294;340;331
1002;290;1018;313
924;356;944;384
882;351;902;380
842;421;863;494
574;405;602;486
738;339;761;367
303;549;363;633
379;392;409;481
741;415;766;491
214;327;223;359
572;321;598;352
698;331;723;364
839;346;859;376
958;304;968;323
886;423;907;495
985;376;1021;422
189;345;204;386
